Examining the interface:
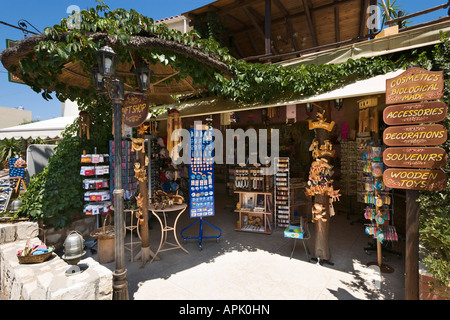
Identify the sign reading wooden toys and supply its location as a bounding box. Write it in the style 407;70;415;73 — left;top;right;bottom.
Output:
383;67;448;191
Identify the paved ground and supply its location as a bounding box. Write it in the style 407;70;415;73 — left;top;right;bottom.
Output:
85;190;406;300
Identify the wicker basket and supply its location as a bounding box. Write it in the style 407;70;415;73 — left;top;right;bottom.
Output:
17;229;54;264
90;214;115;240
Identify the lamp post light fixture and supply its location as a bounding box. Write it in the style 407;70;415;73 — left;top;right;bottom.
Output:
92;45;128;300
95;45;118;78
134;62;152;92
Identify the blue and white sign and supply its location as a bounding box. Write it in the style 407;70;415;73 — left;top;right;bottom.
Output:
189;127;215;218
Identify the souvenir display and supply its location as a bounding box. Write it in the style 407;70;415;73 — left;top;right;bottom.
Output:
81;149;112;216
361;143;398;245
189;127;215;218
275;157;290;228
109;140;138;201
0;178;12;213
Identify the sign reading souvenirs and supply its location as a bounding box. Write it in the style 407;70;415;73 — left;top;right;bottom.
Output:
383;67;448;191
383;101;447;126
383;124;447;147
383;168;447;191
123;94;149;127
386;67;444;104
383;147;447;169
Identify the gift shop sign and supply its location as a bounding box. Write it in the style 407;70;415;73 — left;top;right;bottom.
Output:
386;68;444;104
383;147;447;169
383;101;447;126
383;168;447;191
123;94;149;127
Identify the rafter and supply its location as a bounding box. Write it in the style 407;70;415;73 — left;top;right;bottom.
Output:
302;0;318;47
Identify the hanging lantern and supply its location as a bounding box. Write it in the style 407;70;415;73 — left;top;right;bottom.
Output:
95;46;118;78
134;62;152;91
90;67;105;91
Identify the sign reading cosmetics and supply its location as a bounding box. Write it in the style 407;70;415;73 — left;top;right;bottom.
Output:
383;67;448;192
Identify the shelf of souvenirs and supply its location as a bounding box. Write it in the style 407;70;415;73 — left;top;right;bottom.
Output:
83;201;113;215
80;153;109;164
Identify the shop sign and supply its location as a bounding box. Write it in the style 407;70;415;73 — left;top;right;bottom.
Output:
383;101;447;126
383;168;447;191
383;147;447;168
308;119;335;131
383;124;447;146
123;94;149;127
386;68;444;104
6;39;25;85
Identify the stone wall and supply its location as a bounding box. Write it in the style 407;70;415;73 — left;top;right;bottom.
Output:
419;263;449;300
0;221;112;300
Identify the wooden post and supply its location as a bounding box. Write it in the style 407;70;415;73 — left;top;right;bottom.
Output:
405;189;420;300
312;102;332;264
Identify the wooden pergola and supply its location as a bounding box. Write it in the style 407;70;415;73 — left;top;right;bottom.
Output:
184;0;377;63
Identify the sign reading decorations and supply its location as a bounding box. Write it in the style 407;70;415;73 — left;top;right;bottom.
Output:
383;124;447;147
383;101;447;125
383;67;448;191
386;68;444;104
123;94;149;127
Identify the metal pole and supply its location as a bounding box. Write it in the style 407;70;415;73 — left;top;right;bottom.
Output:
112;96;129;300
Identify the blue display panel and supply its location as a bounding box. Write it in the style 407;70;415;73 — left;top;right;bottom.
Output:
189;127;214;218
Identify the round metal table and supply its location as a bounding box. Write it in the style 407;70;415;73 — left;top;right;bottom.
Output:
149;203;189;264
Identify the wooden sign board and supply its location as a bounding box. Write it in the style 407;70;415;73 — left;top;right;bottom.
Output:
383;168;447;191
308;119;335;131
383;124;447;146
383;147;447;168
383;101;447;126
123;94;149;127
386;68;444;104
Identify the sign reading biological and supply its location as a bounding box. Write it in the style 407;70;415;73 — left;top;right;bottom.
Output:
383;147;447;169
123;93;149;127
383;168;447;191
386;67;444;104
383;101;447;125
383;67;448;191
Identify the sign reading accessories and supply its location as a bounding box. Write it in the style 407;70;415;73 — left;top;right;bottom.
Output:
382;68;448;191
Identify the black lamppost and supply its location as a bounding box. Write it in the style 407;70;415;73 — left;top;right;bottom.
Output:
92;45;128;300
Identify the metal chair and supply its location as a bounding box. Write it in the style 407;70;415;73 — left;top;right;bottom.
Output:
290;219;311;261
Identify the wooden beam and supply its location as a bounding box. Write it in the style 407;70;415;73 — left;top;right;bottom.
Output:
334;4;340;42
359;0;369;36
302;0;318;47
265;0;271;55
246;31;260;55
273;0;299;51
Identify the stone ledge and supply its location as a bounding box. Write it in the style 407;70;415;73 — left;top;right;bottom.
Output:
0;221;38;245
0;237;112;300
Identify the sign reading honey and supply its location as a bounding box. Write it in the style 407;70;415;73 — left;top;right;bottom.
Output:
123;94;149;127
383;147;447;169
383;101;447;125
386;68;444;104
383;168;447;191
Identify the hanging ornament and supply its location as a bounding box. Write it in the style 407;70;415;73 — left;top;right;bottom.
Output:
167;109;181;159
79;111;90;140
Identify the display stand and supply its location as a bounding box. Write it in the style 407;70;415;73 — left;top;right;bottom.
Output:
81;148;111;254
180;217;222;250
274;157;290;229
360;142;397;273
184;126;222;249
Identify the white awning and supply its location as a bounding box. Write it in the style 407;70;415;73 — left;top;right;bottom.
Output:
159;69;405;119
0;116;77;140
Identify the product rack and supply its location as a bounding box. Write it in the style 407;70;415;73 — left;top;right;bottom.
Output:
274;157;290;229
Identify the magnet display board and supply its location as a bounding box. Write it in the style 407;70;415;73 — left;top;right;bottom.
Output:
189;127;215;218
